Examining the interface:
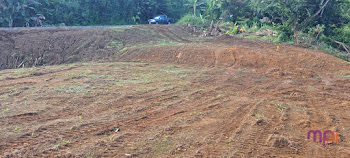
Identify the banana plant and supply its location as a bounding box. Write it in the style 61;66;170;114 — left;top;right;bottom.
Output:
193;0;197;17
204;0;221;21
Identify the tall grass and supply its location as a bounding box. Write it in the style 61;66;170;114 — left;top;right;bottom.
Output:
176;14;208;27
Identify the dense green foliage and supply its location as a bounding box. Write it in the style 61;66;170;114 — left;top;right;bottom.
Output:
0;0;188;26
177;0;350;60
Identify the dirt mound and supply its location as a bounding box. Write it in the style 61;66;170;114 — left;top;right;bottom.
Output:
1;24;348;77
0;25;192;70
118;43;350;78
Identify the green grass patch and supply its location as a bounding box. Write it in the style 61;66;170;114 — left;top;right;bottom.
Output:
114;74;155;86
88;74;104;78
14;126;21;132
118;38;186;53
119;47;129;52
12;67;35;75
153;136;174;154
343;74;350;78
111;64;196;88
2;108;10;114
243;34;285;43
129;39;185;49
136;27;157;34
318;42;350;61
107;41;123;49
274;103;287;114
55;138;70;148
85;153;95;158
257;113;265;119
110;27;130;32
152;102;167;106
176;14;207;27
114;79;142;86
55;84;89;94
1;63;79;80
161;65;196;74
153;40;184;47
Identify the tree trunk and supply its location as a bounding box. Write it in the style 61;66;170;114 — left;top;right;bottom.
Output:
294;28;299;45
9;15;13;28
193;0;197;25
193;7;196;17
193;0;197;17
292;0;330;46
293;17;299;45
209;20;213;34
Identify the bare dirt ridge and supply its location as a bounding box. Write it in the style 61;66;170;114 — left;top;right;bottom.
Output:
0;25;350;157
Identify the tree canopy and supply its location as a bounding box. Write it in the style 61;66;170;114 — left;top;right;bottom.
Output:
0;0;188;27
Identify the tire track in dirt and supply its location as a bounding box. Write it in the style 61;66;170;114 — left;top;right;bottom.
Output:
77;89;202;157
2;111;133;157
164;27;192;43
99;84;224;156
307;83;350;157
2;99;79;125
152;26;191;43
251;78;350;157
33;85;198;157
207;99;265;157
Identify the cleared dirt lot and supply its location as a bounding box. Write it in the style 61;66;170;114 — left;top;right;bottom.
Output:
0;25;350;157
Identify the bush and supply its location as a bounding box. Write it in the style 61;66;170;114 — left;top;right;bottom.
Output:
276;23;294;42
318;41;349;61
226;27;238;34
318;24;350;59
219;21;235;31
176;14;207;27
334;24;350;45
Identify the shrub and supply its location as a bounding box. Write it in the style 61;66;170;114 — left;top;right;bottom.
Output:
219;21;235;31
176;14;207;27
318;41;349;61
276;23;294;42
226;27;238;34
334;24;350;45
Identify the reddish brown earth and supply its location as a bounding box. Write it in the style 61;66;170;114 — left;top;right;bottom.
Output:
0;25;350;158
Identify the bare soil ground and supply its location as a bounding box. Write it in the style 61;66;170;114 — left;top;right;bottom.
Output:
0;25;350;157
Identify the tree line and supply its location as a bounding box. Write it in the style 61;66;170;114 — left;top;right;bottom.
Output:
0;0;188;27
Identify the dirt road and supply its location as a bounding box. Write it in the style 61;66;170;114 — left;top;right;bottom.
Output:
0;25;350;157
